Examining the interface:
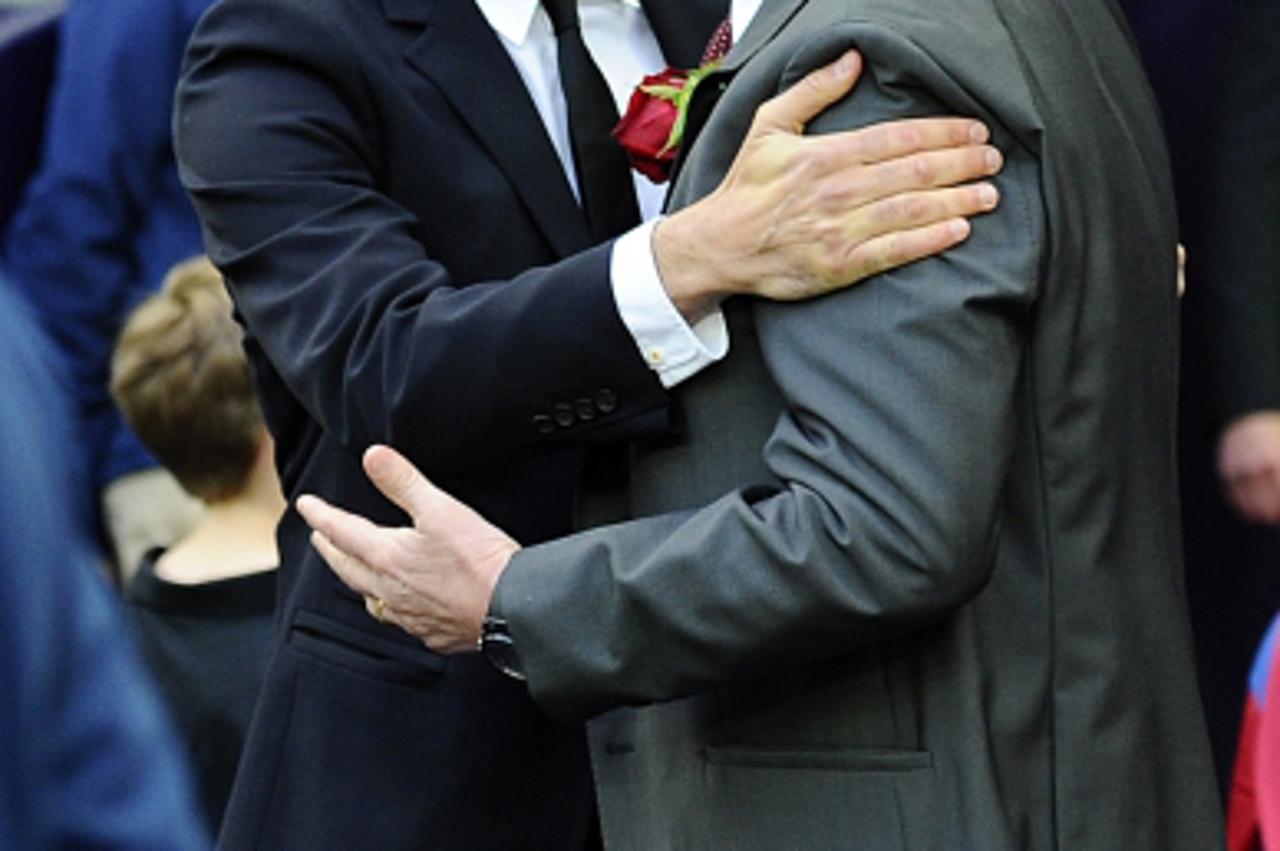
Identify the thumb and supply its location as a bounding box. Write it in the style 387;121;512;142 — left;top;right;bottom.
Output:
755;50;863;134
362;444;438;524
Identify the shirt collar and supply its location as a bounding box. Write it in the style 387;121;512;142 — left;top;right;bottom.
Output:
731;0;762;36
475;0;643;47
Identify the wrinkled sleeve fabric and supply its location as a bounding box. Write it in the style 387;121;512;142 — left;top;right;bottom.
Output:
495;24;1043;721
175;0;673;474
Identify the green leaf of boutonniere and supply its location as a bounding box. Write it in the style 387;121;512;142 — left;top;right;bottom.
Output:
663;60;722;155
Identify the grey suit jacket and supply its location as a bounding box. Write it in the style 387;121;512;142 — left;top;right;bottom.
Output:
494;0;1224;847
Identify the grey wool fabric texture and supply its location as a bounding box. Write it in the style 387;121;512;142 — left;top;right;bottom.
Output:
495;0;1224;848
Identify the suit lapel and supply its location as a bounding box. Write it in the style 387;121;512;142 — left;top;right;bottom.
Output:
640;0;727;69
389;0;736;255
668;0;811;189
721;0;810;74
391;0;593;258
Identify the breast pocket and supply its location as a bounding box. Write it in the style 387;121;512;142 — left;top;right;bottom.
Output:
285;609;447;684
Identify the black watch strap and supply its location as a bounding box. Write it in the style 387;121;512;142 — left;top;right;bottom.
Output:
479;614;526;681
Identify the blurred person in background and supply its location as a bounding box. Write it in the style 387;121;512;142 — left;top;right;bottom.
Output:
1195;3;1280;530
1198;0;1280;805
1228;614;1280;850
1199;0;1280;838
0;0;214;582
1123;0;1280;798
113;256;281;835
0;280;208;849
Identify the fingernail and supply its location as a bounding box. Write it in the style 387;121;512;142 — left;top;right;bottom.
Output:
969;122;990;144
949;219;971;239
834;51;858;79
984;147;1003;171
979;183;999;208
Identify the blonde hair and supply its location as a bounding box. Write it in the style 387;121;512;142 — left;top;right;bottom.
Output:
111;256;264;502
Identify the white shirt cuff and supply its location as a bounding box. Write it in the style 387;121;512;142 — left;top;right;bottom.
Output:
610;218;729;389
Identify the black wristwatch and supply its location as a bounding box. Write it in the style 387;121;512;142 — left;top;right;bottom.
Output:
479;614;526;681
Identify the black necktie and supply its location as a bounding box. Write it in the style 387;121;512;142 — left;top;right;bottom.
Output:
540;0;641;241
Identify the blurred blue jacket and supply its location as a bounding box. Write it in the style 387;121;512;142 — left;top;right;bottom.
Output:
0;282;208;849
1;0;213;489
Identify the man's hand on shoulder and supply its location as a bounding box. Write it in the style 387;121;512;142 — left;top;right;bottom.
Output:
655;50;1003;322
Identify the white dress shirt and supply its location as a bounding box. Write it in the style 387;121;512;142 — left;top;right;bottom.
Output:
733;0;762;35
475;0;728;387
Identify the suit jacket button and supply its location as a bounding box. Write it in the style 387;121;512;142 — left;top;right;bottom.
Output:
575;398;596;421
532;414;555;434
595;389;618;414
553;402;575;428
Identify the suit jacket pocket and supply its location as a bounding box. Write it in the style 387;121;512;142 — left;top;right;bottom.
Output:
704;744;932;772
286;609;446;684
698;745;938;851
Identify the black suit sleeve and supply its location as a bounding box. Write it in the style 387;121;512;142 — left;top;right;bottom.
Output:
1195;0;1280;425
174;0;672;476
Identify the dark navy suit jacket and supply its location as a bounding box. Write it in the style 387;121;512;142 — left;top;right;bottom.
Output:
176;0;724;847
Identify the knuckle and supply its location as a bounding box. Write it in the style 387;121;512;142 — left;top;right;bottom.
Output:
370;541;399;574
813;178;846;210
903;194;930;222
909;155;937;184
893;124;922;152
799;70;828;99
844;127;873;162
875;233;903;268
861;196;888;225
753;99;780;128
386;586;410;611
872;196;903;225
865;125;892;158
936;188;965;216
798;144;835;178
842;241;881;281
819;142;847;174
818;231;846;271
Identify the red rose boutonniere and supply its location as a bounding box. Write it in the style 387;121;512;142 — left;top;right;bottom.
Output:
612;61;722;184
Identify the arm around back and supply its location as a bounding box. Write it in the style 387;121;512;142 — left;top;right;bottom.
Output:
496;23;1043;720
